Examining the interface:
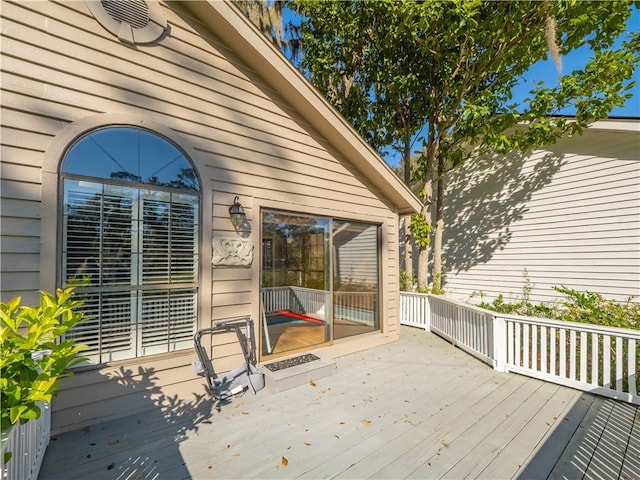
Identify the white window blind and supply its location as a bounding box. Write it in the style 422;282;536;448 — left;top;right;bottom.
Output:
63;179;198;365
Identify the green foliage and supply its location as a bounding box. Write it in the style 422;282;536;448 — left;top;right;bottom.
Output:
409;212;432;250
479;287;639;330
1;288;88;458
552;286;640;330
399;269;416;292
478;294;556;318
289;0;639;297
291;0;639;168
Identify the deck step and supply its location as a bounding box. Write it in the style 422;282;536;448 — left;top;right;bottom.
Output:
262;354;337;393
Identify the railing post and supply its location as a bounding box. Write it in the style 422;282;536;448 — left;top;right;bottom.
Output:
493;315;507;372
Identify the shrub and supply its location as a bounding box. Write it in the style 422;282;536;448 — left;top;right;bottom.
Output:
1;288;88;462
552;286;639;330
479;287;639;330
399;269;415;292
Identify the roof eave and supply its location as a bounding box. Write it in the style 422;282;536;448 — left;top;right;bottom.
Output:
181;0;421;216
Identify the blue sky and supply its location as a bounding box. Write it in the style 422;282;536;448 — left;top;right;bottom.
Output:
285;6;638;114
513;7;639;118
284;5;638;165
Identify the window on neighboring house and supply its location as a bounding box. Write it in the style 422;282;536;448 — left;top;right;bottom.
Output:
60;127;200;365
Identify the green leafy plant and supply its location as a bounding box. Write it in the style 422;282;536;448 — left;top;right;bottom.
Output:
399;269;415;292
552;286;639;330
1;288;88;462
478;286;638;330
478;294;556;318
409;212;432;250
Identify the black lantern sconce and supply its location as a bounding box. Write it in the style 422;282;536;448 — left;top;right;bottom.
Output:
229;196;246;228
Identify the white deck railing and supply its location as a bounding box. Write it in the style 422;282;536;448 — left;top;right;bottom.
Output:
429;295;497;368
0;401;50;480
262;286;329;320
262;287;375;325
400;292;640;405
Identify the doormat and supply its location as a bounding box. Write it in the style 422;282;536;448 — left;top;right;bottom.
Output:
264;353;320;372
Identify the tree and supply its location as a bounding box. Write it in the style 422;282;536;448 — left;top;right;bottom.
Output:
289;0;436;289
234;0;301;57
287;0;639;292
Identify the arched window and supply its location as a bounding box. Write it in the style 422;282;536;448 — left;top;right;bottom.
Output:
60;127;200;365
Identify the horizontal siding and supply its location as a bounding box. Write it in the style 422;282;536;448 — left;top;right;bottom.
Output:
1;3;342;162
1;0;396;286
1;0;402;433
443;129;640;305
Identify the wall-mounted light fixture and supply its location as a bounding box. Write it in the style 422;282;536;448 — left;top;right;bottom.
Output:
229;196;246;228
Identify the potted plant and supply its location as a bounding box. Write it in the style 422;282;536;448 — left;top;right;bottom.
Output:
1;288;88;464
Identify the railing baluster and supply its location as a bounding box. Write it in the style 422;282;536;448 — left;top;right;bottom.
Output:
531;324;538;371
550;327;556;376
507;320;514;365
541;326;548;374
616;337;623;393
559;329;567;379
580;331;587;383
603;335;611;389
570;330;577;381
629;339;637;397
591;333;599;386
523;323;530;369
515;322;522;367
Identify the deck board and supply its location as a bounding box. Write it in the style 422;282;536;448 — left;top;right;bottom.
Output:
478;385;582;480
38;326;639;480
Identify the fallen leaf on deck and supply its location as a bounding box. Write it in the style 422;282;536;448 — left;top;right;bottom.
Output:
281;456;288;467
309;379;316;387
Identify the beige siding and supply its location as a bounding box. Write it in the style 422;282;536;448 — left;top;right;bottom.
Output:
1;0;402;433
443;123;640;306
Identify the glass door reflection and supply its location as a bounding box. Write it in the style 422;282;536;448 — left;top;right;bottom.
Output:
261;212;330;356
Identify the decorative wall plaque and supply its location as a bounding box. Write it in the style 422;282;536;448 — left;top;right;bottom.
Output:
212;237;253;266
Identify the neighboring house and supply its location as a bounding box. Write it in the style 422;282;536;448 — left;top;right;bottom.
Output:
0;0;420;433
442;118;640;306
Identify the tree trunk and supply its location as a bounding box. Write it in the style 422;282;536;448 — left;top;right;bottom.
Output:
432;162;446;293
401;129;414;290
417;121;438;291
402;216;413;289
416;203;430;291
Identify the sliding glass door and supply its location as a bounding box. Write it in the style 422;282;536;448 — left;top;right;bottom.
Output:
261;213;330;356
261;211;380;358
332;220;379;339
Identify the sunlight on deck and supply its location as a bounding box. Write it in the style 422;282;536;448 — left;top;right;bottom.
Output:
39;327;639;480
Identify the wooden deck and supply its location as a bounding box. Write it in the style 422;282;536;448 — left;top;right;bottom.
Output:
38;326;639;480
